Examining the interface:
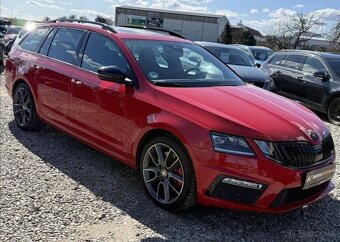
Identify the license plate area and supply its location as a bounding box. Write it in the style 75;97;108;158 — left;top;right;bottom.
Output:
303;163;336;190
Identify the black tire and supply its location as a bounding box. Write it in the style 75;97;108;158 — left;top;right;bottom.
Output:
0;49;4;66
328;98;340;125
13;83;43;131
140;136;197;211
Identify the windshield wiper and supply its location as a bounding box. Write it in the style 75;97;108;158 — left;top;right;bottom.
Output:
152;81;187;87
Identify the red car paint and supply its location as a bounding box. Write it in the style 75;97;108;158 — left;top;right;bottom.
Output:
5;22;336;213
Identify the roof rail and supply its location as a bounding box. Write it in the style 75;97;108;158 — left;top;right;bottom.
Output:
121;25;186;39
279;49;321;55
48;19;117;33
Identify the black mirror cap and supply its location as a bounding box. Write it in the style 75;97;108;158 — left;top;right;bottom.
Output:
98;66;133;86
256;63;261;68
313;71;330;81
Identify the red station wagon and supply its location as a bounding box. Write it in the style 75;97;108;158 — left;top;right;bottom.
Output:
5;20;336;212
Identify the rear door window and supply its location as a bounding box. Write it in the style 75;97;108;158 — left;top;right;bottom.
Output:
39;29;56;55
48;28;85;65
283;54;304;70
20;27;50;52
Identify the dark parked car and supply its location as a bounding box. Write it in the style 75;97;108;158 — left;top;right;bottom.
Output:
248;46;273;66
5;20;335;212
0;25;22;64
262;50;340;125
197;42;275;91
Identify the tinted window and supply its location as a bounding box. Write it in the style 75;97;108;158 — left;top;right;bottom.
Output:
125;40;243;87
283;55;304;70
6;26;22;35
206;46;254;67
250;48;273;61
269;54;284;66
302;57;327;73
48;28;85;64
326;58;340;77
39;29;55;55
20;28;50;52
81;33;129;73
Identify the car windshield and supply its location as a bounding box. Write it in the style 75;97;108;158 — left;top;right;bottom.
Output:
250;48;273;61
326;58;340;77
205;46;254;67
6;26;22;35
125;40;243;87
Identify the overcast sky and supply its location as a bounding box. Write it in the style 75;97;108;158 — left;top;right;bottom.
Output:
1;0;340;34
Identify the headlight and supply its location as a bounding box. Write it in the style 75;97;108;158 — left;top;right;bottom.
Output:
254;140;281;163
264;77;276;91
211;132;255;156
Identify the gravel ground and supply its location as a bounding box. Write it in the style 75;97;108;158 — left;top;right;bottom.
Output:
0;70;339;242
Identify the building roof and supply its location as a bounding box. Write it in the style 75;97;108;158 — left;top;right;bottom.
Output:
117;6;226;19
231;25;264;38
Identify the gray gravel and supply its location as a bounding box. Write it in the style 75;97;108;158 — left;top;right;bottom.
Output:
0;71;339;242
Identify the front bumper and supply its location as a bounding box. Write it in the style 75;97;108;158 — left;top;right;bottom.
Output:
192;145;336;213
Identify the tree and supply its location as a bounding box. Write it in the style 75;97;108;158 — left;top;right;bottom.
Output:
95;15;114;25
79;16;88;21
266;12;324;50
42;16;51;22
327;16;340;53
242;30;256;46
69;14;77;19
218;23;232;44
287;13;324;49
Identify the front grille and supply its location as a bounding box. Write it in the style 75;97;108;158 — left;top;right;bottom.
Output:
271;181;330;207
207;179;266;205
322;134;335;160
273;134;335;168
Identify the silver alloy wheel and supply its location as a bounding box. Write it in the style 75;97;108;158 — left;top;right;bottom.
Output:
142;143;185;204
14;87;32;127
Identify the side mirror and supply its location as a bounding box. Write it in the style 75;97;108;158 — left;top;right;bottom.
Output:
98;66;133;86
255;63;261;68
313;71;330;81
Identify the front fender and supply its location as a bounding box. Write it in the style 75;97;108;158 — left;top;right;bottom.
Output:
131;109;214;169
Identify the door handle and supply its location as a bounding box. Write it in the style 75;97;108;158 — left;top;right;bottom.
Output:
71;79;83;85
296;76;303;79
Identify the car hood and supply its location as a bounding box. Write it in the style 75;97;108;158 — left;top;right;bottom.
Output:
229;64;268;83
155;85;328;144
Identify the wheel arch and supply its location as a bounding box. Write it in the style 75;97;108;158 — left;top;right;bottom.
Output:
135;128;193;171
12;78;40;114
327;92;340;110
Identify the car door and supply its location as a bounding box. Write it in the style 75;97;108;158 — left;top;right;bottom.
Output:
300;56;330;110
276;54;305;98
34;27;85;127
70;32;139;160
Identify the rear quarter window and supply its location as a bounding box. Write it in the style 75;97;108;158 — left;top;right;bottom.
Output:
20;28;50;52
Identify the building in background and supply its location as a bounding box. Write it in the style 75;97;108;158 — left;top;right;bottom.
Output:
231;24;265;43
115;6;229;42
